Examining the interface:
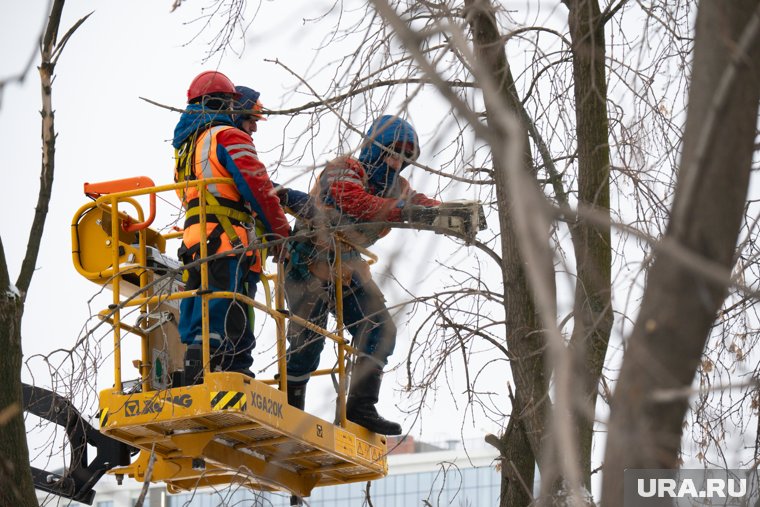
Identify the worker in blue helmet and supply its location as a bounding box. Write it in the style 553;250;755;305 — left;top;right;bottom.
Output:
233;85;267;133
283;115;441;435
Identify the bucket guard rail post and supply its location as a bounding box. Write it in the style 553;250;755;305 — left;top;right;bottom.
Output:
110;194;124;392
197;183;212;377
334;240;348;427
275;261;288;393
104;194;150;392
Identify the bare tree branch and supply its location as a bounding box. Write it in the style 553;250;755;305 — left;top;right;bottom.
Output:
0;0;52;109
16;5;90;297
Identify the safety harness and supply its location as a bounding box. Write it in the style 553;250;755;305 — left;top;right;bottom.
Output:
174;126;254;259
175;125;274;327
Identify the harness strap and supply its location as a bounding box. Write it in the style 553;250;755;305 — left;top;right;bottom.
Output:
177;224;226;263
185;196;250;214
175;126;252;250
175;136;197;185
183;194;252;249
184;205;252;225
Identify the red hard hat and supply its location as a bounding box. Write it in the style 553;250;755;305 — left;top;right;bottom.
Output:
187;71;238;102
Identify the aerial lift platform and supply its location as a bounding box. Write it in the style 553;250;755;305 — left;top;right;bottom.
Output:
28;175;484;504
60;176;387;502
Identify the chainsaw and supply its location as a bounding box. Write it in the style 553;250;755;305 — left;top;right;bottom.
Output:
404;200;487;244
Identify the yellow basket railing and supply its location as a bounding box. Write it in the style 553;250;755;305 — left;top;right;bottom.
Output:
72;176;375;428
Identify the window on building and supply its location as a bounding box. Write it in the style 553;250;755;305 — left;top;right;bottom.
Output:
160;463;499;507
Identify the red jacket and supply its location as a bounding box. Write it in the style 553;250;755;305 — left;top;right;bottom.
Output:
214;127;290;240
315;156;440;223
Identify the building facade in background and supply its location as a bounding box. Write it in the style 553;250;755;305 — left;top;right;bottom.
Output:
37;438;500;507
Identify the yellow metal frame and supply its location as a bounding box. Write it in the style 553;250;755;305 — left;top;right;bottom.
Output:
72;177;388;497
100;372;387;496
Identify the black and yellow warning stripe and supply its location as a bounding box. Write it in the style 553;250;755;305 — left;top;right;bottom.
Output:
99;408;109;427
210;391;247;411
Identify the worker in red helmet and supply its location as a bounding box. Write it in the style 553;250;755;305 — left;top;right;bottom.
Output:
173;71;291;383
186;70;240;103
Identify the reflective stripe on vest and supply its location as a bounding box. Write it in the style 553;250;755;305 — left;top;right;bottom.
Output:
187;126;246;205
178;125;261;271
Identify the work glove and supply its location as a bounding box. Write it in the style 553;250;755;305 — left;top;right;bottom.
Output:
276;187;316;220
267;242;291;263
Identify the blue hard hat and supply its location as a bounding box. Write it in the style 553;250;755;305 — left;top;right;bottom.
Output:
234;86;260;110
233;86;266;128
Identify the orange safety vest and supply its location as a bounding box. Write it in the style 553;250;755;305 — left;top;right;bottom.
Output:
175;125;261;272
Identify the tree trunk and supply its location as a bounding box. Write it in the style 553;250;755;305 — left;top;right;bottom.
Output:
564;0;613;490
0;2;74;505
602;0;760;503
502;404;538;506
0;293;37;506
465;1;552;504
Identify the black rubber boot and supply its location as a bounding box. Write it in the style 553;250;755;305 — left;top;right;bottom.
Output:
287;382;307;411
182;345;204;386
346;358;402;436
183;346;232;385
230;368;255;378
